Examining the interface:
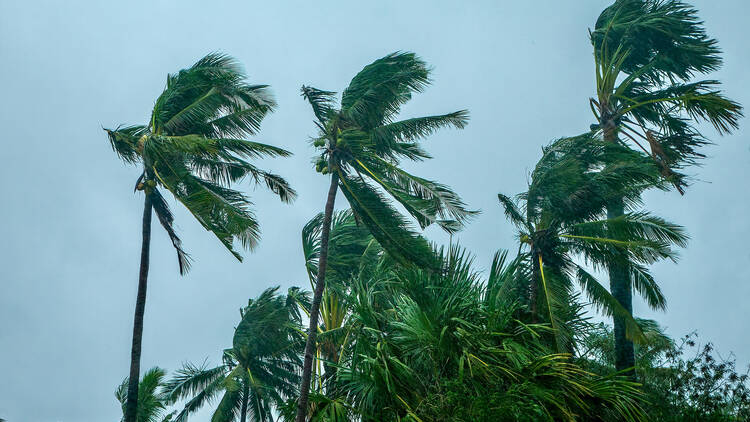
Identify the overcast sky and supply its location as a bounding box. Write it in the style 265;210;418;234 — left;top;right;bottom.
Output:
1;1;748;420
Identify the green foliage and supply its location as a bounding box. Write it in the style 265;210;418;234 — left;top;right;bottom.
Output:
163;287;305;422
301;51;476;269
582;326;750;421
116;367;175;422
498;134;687;352
101;3;745;421
321;245;647;422
105;53;295;268
590;0;742;192
302;210;378;287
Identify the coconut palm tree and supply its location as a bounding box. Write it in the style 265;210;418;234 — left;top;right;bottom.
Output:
294;51;475;422
104;53;295;422
164;287;305;422
116;367;175;422
497;134;688;353
589;0;742;374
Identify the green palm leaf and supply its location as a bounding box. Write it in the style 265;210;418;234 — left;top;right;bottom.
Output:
338;172;437;270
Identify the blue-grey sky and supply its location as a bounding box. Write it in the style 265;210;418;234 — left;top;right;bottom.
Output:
1;1;747;420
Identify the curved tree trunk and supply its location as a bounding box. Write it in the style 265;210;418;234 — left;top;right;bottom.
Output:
295;172;339;422
124;194;153;422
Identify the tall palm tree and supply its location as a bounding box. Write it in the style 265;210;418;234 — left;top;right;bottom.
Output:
589;0;742;374
105;53;295;422
116;367;175;422
497;134;687;352
164;287;305;422
295;52;475;422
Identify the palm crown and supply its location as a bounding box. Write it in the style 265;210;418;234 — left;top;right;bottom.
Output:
105;53;295;269
498;134;688;350
590;0;742;193
164;287;305;422
301;52;475;268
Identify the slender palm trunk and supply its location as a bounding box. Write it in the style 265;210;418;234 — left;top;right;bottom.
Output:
530;249;540;322
295;172;339;422
602;118;636;377
124;193;153;422
607;198;635;376
240;378;249;422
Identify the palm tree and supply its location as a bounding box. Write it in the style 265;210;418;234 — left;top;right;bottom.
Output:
105;53;295;422
294;52;475;422
589;0;742;374
164;287;305;422
497;134;688;353
116;367;175;422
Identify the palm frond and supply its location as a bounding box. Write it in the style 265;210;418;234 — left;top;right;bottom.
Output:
301;85;338;125
497;193;528;230
341;52;431;129
105;125;148;164
150;188;192;274
629;262;667;310
155;166;260;260
575;265;646;343
163;362;226;403
592;0;722;84
338;171;437;270
371;111;469;147
152;53;275;138
210;385;242;422
363;158;477;232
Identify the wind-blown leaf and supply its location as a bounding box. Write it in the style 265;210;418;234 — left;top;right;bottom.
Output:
341;52;431;129
150;188;192;274
338;171;437;270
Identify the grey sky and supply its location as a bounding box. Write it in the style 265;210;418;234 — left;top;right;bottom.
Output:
0;1;747;420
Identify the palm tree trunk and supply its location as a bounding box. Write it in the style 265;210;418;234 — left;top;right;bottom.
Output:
602;119;636;378
124;193;153;422
607;198;635;376
295;172;339;422
530;249;540;322
240;378;249;422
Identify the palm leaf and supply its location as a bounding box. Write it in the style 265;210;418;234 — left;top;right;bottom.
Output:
341;52;430;129
338;171;437;270
150;188;192;274
301;86;338;125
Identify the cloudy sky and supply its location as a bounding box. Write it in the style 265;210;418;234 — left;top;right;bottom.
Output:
1;0;747;420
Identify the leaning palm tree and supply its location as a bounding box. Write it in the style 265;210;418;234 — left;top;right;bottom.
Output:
295;52;475;422
498;134;688;352
164;287;305;422
116;367;175;422
589;0;742;374
105;53;295;422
